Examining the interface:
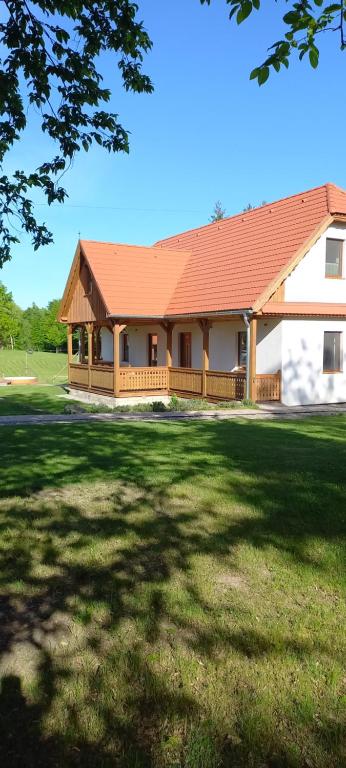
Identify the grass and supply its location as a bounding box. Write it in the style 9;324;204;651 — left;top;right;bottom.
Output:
0;384;75;416
0;384;256;417
0;349;68;384
0;417;345;767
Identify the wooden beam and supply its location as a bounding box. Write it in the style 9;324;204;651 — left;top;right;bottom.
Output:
166;322;174;368
86;322;93;389
67;324;73;386
113;322;121;397
199;319;211;398
249;317;257;401
67;324;73;363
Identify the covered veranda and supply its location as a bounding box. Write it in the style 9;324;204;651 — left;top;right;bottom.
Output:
67;316;281;402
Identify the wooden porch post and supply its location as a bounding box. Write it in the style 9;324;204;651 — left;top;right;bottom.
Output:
67;324;73;385
249;317;257;401
67;324;73;362
113;322;120;397
199;320;211;398
166;322;174;368
112;322;126;397
86;322;93;389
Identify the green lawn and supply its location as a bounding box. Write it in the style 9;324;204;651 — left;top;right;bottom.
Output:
0;384;74;416
0;349;68;384
0;418;345;767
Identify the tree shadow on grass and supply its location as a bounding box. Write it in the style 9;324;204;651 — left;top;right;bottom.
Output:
0;416;345;766
0;386;70;417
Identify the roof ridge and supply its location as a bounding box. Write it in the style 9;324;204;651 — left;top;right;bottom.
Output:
155;182;333;246
81;239;191;255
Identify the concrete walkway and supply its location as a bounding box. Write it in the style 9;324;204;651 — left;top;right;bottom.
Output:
1;403;346;427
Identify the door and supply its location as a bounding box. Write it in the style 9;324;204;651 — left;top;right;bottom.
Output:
179;332;192;368
148;333;158;367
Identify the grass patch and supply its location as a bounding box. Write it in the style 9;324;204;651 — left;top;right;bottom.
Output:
0;417;345;767
0;385;83;416
0;386;257;418
0;349;68;384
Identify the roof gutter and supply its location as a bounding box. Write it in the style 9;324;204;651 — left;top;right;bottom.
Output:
106;308;252;320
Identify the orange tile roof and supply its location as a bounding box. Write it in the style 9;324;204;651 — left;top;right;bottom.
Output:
67;183;346;319
80;241;190;317
156;183;346;315
261;302;346;316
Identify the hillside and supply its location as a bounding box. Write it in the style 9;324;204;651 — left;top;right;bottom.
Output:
0;349;68;384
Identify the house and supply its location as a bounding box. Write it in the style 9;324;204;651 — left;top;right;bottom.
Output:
59;183;346;406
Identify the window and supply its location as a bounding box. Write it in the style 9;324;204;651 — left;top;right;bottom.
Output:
148;333;158;367
122;333;129;363
323;331;342;372
179;332;192;368
325;239;343;278
238;331;247;367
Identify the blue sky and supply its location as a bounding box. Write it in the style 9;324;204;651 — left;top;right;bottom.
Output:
2;0;346;308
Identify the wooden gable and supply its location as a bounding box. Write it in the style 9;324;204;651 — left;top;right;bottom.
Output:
59;243;108;323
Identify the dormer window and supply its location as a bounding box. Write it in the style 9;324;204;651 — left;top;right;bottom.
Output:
325;238;343;278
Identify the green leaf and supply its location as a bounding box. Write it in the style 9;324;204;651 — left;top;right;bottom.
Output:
283;11;300;24
258;66;270;85
250;67;259;80
237;1;253;24
309;47;319;68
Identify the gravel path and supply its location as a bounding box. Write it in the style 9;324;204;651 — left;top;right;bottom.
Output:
1;403;346;427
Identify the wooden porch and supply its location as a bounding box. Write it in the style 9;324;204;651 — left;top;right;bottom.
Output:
67;320;281;402
68;362;281;401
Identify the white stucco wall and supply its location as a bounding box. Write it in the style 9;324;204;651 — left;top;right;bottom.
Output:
256;319;282;374
281;319;346;405
171;320;248;370
285;222;346;301
209;320;245;370
100;321;252;371
100;325;166;366
100;328;113;362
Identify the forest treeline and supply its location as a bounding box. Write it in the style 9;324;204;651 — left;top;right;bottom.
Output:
0;282;66;352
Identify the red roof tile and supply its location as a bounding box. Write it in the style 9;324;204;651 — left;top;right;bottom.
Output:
80;241;190;317
64;183;346;319
156;183;346;315
261;302;346;317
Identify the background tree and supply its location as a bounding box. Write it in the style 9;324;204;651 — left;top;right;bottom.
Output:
0;282;21;348
0;0;153;266
210;200;226;222
243;200;267;211
44;299;67;352
18;304;46;351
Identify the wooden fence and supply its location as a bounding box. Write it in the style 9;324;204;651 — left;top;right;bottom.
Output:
169;367;203;396
119;366;168;393
69;363;89;388
255;371;281;402
90;365;114;392
205;370;246;400
68;363;281;402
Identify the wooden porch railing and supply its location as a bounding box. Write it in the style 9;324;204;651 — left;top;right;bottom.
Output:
90;365;114;392
68;363;281;402
69;363;89;388
255;371;281;402
119;366;168;393
169;367;203;396
206;370;246;401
